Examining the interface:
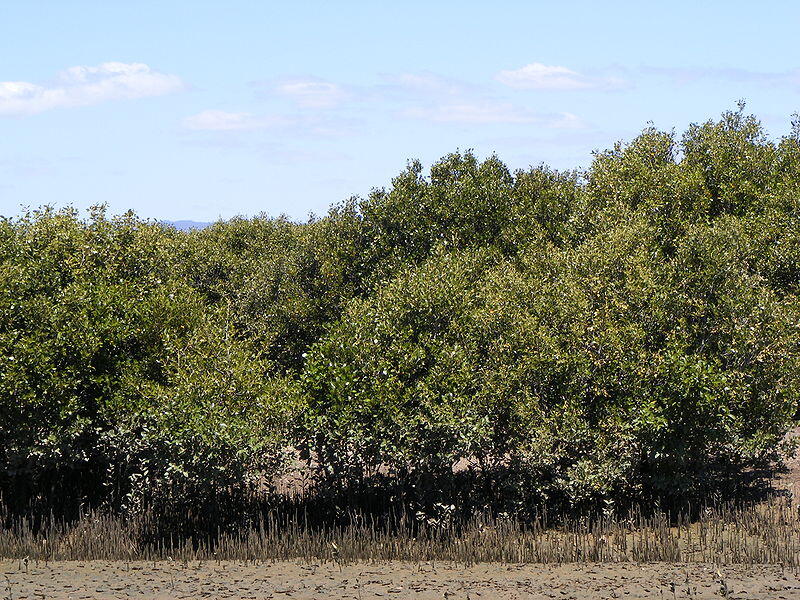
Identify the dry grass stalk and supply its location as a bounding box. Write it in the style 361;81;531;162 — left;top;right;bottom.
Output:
3;496;800;565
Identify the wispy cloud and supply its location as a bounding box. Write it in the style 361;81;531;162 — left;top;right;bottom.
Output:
183;108;359;139
190;69;590;145
261;72;484;108
274;78;348;108
402;102;536;124
181;132;352;166
403;102;584;128
385;72;588;128
379;72;478;99
183;110;287;131
496;62;626;91
0;62;185;116
0;156;57;177
550;112;586;129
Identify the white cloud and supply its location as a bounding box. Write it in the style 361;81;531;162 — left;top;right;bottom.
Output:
275;79;347;108
550;112;585;129
0;62;185;116
496;62;625;91
183;110;286;131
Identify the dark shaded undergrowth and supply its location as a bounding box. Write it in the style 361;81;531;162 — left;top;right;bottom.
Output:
3;490;800;565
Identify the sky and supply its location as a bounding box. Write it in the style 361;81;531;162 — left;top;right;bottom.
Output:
1;1;799;222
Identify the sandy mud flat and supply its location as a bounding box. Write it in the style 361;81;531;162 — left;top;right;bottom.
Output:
2;560;800;599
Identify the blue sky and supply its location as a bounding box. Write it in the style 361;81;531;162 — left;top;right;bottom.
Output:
1;1;798;222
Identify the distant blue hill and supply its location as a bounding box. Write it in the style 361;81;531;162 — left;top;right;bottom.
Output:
163;220;212;231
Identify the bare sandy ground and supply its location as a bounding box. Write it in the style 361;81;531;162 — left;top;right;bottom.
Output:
3;559;800;599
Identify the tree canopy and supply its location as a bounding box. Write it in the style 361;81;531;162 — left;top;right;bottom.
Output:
2;106;799;520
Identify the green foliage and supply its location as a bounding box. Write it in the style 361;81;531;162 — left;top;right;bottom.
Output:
0;208;290;517
299;107;800;509
101;314;297;518
682;103;777;216
301;248;502;485
3;106;800;520
302;209;799;508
